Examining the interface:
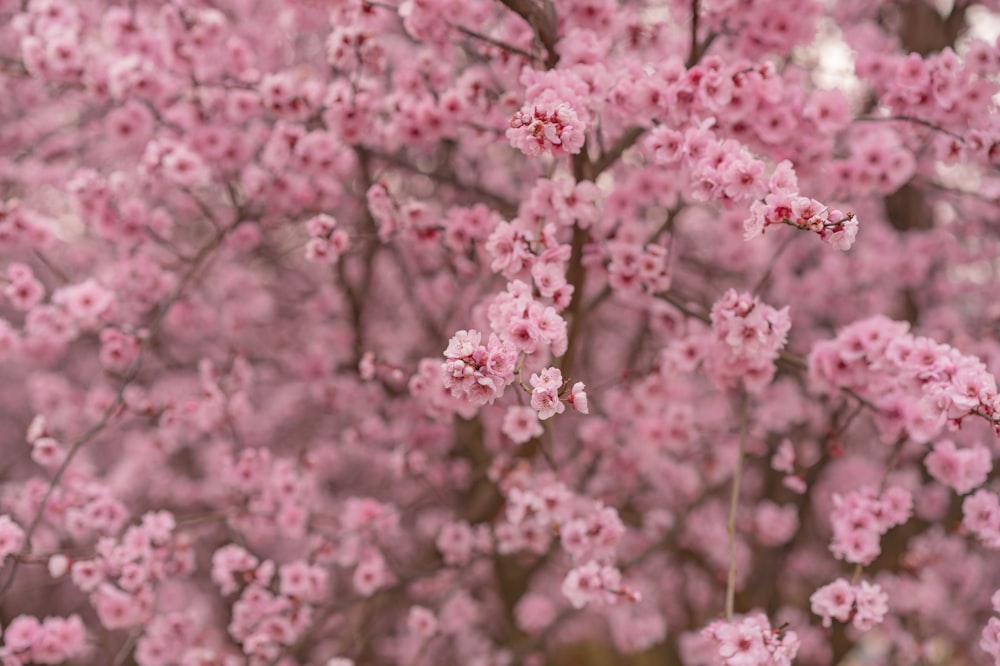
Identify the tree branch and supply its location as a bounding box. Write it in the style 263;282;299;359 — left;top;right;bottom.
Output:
496;0;560;69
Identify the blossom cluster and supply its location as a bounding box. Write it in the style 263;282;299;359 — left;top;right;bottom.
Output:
703;289;791;392
508;100;587;157
810;578;890;631
701;614;800;666
828;486;912;565
809;316;1000;443
304;213;349;264
442;329;517;406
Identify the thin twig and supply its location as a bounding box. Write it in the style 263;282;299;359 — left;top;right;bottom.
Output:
0;224;234;603
112;626;144;666
751;232;797;296
497;0;560;68
593;126;645;177
657;290;711;324
452;24;541;62
725;390;749;620
856;115;965;142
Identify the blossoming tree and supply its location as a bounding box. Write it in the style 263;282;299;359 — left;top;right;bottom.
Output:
2;0;1000;663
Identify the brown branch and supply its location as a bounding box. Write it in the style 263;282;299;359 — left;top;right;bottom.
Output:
556;153;595;377
656;290;711;325
593;126;645;177
452;24;542;62
359;146;517;218
496;0;560;69
686;0;717;67
725;390;749;620
688;0;701;67
0;56;28;77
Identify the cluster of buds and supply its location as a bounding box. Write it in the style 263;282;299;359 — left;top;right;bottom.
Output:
507;101;586;157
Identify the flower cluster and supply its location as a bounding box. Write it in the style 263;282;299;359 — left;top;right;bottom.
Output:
0;614;88;665
441;329;518;407
496;475;636;609
507;100;586;158
224;558;329;662
561;560;638;609
701;614;800;666
304;213;349;264
829;485;912;565
963;490;1000;549
703;289;791;392
487;281;569;356
66;511;194;631
744;161;858;250
982;594;1000;665
925;439;992;495
810;578;890;631
528;367;588;420
809;316;1000;443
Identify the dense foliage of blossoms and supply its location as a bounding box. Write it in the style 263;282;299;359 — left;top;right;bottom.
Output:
2;0;1000;664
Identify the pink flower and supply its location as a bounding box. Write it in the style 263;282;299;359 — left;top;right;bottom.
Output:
810;578;855;627
4;264;45;310
436;521;475;566
502;406;544;444
561;562;632;609
515;593;557;634
703;614;799;666
353;551;389;597
981;617;1000;663
852;581;888;631
529;367;563;391
567;382;589;414
530;386;565;420
279;561;328;603
161;144;210;188
963;490;1000;548
211;545;260;595
407;606;437;638
99;328;141;373
753;501;798;546
925;439;991;494
4;615;41;653
0;515;25;563
53;279;114;327
93;583;143;630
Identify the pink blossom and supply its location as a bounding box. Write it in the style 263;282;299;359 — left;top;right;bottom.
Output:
93;583;143;629
561;562;633;609
981;617;1000;663
567;381;589;414
0;516;25;563
925;439;991;494
852;581;889;631
353;551;389;597
502;406;544;444
530;385;565;420
278;561;327;603
810;578;855;627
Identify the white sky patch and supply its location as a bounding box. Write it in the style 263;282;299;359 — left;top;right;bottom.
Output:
966;5;1000;43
